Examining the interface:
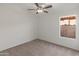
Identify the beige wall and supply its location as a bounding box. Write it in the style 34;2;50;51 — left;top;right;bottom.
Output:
38;3;79;50
0;4;37;51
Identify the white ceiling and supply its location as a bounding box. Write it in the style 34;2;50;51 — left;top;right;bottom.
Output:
0;3;79;14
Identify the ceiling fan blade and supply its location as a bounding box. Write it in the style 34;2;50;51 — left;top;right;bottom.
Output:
34;3;39;7
36;12;38;14
43;10;48;13
27;9;35;10
44;5;52;9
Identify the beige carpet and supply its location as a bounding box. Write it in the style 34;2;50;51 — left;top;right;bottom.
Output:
0;39;79;56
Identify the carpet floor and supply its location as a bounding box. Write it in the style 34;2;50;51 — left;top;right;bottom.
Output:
0;39;79;56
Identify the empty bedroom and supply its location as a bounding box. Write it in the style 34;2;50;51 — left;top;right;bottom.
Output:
0;3;79;56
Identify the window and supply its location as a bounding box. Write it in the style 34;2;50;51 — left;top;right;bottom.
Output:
60;15;76;39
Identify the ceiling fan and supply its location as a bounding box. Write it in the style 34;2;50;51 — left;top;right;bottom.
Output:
27;3;52;14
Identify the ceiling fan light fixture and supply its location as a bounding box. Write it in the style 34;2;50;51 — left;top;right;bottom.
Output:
28;3;52;14
37;9;43;13
41;5;46;8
